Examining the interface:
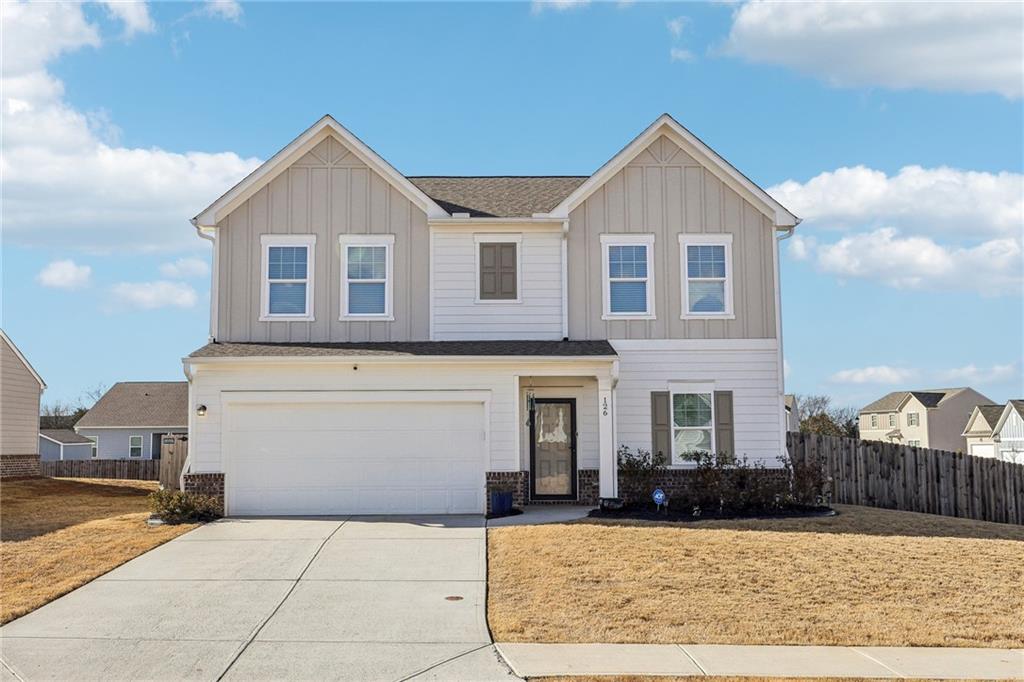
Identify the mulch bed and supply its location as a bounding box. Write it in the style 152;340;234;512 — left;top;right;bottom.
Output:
588;505;835;523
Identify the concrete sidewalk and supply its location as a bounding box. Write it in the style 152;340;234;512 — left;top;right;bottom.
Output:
495;643;1024;679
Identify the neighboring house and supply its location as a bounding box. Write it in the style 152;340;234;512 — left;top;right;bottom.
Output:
75;382;188;459
784;394;800;433
39;429;94;461
961;404;1006;458
859;387;993;452
991;400;1024;464
183;113;799;516
1;330;45;477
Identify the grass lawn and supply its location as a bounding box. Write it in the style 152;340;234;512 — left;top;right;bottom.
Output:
1;477;196;624
488;504;1024;648
535;678;988;682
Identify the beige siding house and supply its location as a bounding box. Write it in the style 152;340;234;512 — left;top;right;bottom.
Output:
0;330;45;475
961;403;1006;458
182;114;799;516
859;387;993;452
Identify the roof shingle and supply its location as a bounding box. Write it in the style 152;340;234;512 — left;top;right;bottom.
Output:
189;340;617;359
407;177;587;218
76;382;188;428
40;429;92;444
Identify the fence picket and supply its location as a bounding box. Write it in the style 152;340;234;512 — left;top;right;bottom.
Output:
39;459;159;481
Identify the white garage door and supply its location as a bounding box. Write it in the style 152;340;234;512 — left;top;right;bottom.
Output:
223;394;486;515
970;443;995;458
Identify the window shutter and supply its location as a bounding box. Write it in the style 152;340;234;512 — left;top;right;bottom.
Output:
651;391;671;465
714;390;734;455
480;242;517;300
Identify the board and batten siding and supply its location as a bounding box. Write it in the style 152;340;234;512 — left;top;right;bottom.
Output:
612;339;784;465
0;336;42;456
216;135;430;343
431;228;563;340
568;135;778;340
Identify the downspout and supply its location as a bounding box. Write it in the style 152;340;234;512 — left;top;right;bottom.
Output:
560;219;569;340
179;360;194;491
191;218;218;343
773;218;800;449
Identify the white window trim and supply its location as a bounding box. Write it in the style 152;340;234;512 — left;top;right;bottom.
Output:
128;434;143;458
473;233;523;304
600;233;656;320
259;234;316;322
679;233;734;320
87;435;98;459
668;381;715;467
888;413;897;427
870;414;878;428
340;234;395;321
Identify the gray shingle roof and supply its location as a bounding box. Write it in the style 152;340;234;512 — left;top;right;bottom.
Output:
1011;400;1024;419
977;404;1007;429
76;382;188;428
860;388;964;413
40;429;92;444
189;340;617;359
407;177;587;218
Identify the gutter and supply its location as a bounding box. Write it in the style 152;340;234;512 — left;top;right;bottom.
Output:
191;218;218;342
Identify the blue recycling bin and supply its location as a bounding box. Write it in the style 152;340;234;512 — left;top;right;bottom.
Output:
490;490;513;516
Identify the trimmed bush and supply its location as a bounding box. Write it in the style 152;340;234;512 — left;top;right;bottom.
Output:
149;489;222;524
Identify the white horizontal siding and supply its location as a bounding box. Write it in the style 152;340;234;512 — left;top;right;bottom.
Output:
612;339;784;465
431;230;563;340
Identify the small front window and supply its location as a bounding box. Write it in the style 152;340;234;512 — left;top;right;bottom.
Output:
888;414;897;427
87;436;98;458
601;235;655;318
908;439;921;447
129;435;143;458
340;235;394;319
907;412;920;426
261;235;315;320
870;414;878;428
671;391;714;463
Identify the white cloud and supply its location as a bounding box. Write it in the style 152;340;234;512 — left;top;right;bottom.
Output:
770;166;1024;239
806;228;1022;295
531;0;590;14
201;0;243;22
37;259;92;289
722;1;1024;98
669;47;695;63
1;2;261;253
99;1;156;38
938;363;1019;385
110;280;198;310
159;257;210;278
783;358;791;379
831;365;916;385
667;16;687;39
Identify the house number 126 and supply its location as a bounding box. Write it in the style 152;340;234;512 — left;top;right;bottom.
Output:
602;397;609;416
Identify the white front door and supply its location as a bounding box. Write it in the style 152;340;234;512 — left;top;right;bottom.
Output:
223;394;486;515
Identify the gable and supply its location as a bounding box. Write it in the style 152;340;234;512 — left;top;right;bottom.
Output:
0;331;45;389
194;116;447;227
548;115;798;227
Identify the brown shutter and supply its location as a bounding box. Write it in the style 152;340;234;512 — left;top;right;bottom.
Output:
714;390;734;456
480;243;517;300
651;391;671;465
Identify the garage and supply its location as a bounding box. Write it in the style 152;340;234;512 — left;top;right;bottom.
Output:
222;392;487;515
969;443;995;458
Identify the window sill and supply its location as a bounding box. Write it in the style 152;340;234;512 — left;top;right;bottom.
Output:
475;298;523;305
602;313;656;321
681;313;735;320
260;315;315;322
340;315;395;322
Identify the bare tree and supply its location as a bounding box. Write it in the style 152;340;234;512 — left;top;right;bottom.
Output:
81;383;108;406
797;393;859;439
40;400;88;430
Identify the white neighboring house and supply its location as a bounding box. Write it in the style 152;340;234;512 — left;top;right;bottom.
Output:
991;400;1024;464
182;113;799;516
961;403;1007;458
859;388;993;452
75;382;188;460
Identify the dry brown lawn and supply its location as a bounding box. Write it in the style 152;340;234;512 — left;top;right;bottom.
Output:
1;478;196;624
535;678;993;682
488;504;1024;648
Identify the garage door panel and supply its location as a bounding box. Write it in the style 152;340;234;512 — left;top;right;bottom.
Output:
224;397;486;515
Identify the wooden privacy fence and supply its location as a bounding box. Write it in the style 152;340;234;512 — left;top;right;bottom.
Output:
40;459;160;481
159;435;189;490
787;432;1024;525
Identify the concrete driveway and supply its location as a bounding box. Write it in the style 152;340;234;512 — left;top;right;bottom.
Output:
0;516;520;681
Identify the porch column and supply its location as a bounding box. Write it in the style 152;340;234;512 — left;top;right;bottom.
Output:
598;376;617;498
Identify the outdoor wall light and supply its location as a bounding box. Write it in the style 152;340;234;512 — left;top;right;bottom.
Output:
195;404;208;417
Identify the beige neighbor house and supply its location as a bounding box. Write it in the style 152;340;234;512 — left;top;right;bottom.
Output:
0;329;46;478
859;387;993;453
961;403;1008;458
965;400;1024;464
180;113;799;516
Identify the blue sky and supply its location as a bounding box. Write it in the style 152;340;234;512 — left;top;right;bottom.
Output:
2;0;1022;410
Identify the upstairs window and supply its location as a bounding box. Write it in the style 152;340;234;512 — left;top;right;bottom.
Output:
129;435;143;458
341;234;394;319
476;234;520;302
680;234;733;318
260;235;315;321
601;234;655;319
907;412;920;426
870;414;878;428
888;414;897;427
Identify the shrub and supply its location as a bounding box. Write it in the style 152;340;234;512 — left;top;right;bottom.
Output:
149;489;222;524
617;445;666;502
780;449;829;506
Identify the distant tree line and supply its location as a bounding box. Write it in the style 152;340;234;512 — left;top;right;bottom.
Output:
796;394;859;439
39;384;106;430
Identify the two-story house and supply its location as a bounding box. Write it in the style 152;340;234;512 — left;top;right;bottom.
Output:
964;400;1024;463
181;114;798;516
859;387;993;452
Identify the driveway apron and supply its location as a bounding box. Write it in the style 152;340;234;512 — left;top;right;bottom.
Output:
0;516;519;681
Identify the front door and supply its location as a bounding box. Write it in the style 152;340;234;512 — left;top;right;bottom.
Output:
530;399;577;500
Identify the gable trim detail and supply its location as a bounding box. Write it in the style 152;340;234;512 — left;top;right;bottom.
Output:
193;115;449;227
544;114;799;228
1;329;46;389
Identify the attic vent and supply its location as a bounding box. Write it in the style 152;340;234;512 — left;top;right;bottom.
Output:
452;212;471;218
